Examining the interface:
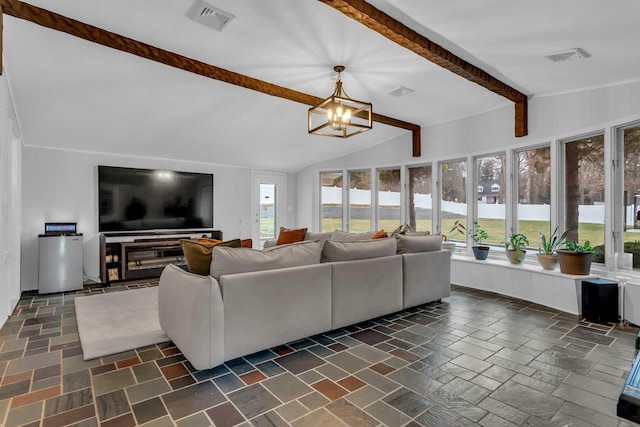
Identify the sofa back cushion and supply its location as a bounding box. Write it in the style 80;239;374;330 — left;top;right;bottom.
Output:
395;234;442;254
321;238;397;263
303;231;334;243
181;239;242;275
210;240;322;280
330;230;379;242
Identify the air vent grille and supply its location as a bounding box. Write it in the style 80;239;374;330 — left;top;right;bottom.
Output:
388;86;415;97
186;0;235;32
545;48;592;63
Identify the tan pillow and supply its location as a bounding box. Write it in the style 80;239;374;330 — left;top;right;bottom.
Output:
276;227;307;245
181;239;242;275
210;240;322;280
395;234;442;254
321;238;397;263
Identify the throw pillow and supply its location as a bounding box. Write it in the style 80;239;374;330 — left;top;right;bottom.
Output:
276;227;307;245
181;239;242;275
372;230;388;239
395;234;442;254
210;240;322;280
241;239;253;248
197;238;223;245
321;238;397;263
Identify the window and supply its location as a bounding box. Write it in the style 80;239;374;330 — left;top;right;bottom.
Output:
377;168;401;231
621;124;640;270
516;146;551;249
476;154;506;245
478;185;484;193
564;134;605;256
440;160;467;244
320;172;343;232
408;165;432;232
348;170;371;232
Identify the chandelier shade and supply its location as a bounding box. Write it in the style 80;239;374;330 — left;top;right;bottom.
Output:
308;65;372;138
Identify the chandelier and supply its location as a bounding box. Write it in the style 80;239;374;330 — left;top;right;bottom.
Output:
308;65;372;138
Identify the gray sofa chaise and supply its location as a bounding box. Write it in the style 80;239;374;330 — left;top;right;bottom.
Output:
158;233;450;370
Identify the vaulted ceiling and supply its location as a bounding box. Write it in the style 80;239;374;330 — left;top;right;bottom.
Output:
4;0;640;172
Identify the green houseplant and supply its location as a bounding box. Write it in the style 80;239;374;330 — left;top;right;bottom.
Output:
443;220;466;254
504;233;529;264
470;221;490;260
537;227;569;270
557;240;595;275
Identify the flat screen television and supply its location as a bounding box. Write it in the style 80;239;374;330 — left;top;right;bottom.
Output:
98;166;213;233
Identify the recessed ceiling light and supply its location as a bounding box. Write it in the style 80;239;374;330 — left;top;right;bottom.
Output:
388;86;415;97
544;48;592;63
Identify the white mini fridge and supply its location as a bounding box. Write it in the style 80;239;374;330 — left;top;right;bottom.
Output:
38;234;84;294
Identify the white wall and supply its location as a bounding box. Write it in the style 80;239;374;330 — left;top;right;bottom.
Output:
20;148;293;291
0;74;23;327
296;80;640;228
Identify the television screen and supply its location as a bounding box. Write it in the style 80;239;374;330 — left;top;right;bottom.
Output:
98;166;213;233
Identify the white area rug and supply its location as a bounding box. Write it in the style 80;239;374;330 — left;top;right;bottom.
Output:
75;287;169;360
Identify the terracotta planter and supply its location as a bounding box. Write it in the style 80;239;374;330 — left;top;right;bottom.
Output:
557;250;593;275
472;246;490;260
506;249;526;264
537;253;559;270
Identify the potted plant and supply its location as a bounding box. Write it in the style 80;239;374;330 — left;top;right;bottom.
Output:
537;227;569;270
557;240;595;275
443;220;466;254
504;233;529;264
470;221;490;260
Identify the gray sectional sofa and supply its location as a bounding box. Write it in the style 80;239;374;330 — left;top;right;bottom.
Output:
158;233;451;370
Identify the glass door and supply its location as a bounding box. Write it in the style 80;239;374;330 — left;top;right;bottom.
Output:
253;172;285;249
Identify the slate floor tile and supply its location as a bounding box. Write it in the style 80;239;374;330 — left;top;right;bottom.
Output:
162;381;225;420
261;372;311;403
349;329;390;346
227;383;281;419
205;402;245;427
274;350;325;375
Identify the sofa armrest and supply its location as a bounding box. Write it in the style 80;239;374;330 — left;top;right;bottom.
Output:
401;249;451;309
158;264;224;370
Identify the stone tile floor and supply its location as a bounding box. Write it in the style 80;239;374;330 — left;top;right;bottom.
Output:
0;281;639;426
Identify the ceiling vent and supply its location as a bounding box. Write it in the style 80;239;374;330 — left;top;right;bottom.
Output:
388;86;415;97
545;48;592;63
186;0;235;32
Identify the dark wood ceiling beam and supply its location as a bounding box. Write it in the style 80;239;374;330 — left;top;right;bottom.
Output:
0;0;422;156
319;0;528;137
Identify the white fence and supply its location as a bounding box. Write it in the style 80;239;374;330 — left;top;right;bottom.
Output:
322;186;632;224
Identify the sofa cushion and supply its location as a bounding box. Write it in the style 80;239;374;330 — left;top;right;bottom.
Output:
395;234;442;254
181;239;242;275
321;238;397;263
210;240;322;280
330;230;379;242
276;227;307;245
303;231;334;243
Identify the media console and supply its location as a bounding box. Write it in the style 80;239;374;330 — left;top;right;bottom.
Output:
99;231;222;284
